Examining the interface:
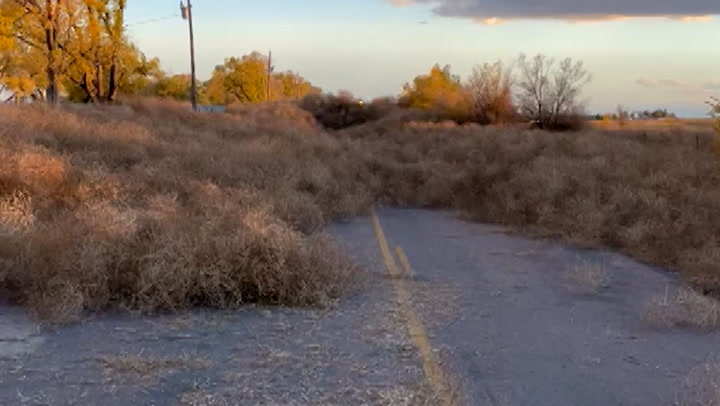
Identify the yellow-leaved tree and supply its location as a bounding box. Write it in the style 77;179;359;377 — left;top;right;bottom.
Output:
0;0;160;103
0;0;46;101
147;73;193;101
399;64;472;121
62;0;162;102
205;52;319;105
273;71;320;101
206;53;269;104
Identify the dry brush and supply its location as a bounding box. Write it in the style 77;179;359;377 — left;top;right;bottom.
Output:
0;100;366;322
2;99;720;322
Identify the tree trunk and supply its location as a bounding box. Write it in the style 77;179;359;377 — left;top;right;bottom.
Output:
44;0;60;104
106;63;118;102
537;101;543;126
46;67;58;103
96;64;104;101
82;71;98;103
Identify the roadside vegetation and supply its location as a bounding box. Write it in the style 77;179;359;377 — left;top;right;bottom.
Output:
2;98;720;322
2;0;720;323
0;101;364;322
644;286;719;331
563;262;608;295
676;357;720;406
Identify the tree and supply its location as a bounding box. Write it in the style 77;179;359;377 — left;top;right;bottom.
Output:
400;64;471;121
616;104;629;126
205;52;319;105
1;0;71;103
60;0;160;102
147;73;192;101
651;108;669;119
0;3;47;102
516;54;591;130
299;91;379;130
205;52;269;104
63;0;132;102
467;61;515;124
63;43;162;103
273;71;320;100
0;6;14;92
0;0;158;103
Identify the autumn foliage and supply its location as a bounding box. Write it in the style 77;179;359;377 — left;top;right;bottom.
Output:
399;64;472;122
0;0;159;103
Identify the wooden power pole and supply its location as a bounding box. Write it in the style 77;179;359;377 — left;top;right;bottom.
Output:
181;0;197;111
266;50;274;102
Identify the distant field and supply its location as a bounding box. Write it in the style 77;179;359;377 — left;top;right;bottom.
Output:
590;118;716;134
1;99;719;322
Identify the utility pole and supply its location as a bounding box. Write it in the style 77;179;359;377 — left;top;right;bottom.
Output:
266;50;274;102
181;0;197;111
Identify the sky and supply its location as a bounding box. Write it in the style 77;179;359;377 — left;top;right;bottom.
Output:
125;0;720;117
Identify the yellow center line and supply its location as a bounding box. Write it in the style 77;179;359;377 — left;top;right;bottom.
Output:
394;245;415;279
370;207;456;406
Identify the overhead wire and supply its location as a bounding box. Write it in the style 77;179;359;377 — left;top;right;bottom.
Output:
126;14;180;28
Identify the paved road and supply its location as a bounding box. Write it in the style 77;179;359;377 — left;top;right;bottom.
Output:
0;208;718;405
344;208;720;406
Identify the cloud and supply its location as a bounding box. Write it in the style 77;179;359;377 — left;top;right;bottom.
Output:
636;79;658;87
637;78;717;96
390;0;719;23
658;79;691;88
702;81;720;90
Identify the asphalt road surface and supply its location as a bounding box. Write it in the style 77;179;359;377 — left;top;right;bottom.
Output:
0;208;718;406
353;208;720;406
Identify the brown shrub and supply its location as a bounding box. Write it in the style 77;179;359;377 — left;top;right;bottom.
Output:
225;101;319;130
0;101;363;322
4;98;720;322
676;358;720;406
345;123;720;294
644;286;719;331
298;93;396;130
563;262;608;294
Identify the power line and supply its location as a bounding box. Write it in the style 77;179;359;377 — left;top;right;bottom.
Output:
126;14;180;27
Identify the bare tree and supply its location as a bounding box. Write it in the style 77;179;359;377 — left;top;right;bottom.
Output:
467;60;515;124
516;53;591;130
516;54;553;126
616;104;629;126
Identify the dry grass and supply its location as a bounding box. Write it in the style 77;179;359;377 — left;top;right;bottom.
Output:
3;98;720;322
676;357;720;406
644;286;720;330
591;118;715;133
344;121;720;297
97;352;212;383
563;262;608;294
0;99;365;322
